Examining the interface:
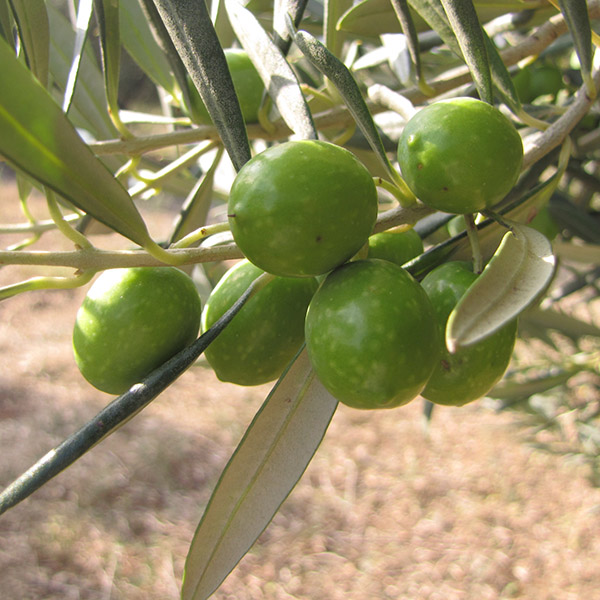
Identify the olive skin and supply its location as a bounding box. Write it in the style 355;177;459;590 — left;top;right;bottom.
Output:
367;227;424;266
420;261;517;406
305;259;439;409
397;97;523;214
228;140;378;278
73;267;201;395
202;260;318;386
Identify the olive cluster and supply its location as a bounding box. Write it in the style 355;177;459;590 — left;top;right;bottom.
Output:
73;99;522;407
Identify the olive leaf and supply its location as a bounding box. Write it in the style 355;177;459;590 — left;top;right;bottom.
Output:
225;0;317;140
60;0;93;114
390;0;427;86
151;0;252;170
272;0;309;54
446;223;556;352
407;161;565;281
0;36;156;248
119;0;177;97
522;307;600;341
8;0;49;87
47;3;118;140
93;0;129;137
0;0;11;41
337;0;545;36
488;368;577;403
288;22;400;181
558;0;596;97
323;0;353;60
439;0;493;103
182;349;338;600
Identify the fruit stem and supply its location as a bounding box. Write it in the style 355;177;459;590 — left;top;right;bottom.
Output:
128;141;218;199
45;189;94;250
465;213;483;274
169;221;231;249
375;177;417;208
0;270;96;300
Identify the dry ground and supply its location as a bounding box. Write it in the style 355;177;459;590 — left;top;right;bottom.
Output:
0;184;599;600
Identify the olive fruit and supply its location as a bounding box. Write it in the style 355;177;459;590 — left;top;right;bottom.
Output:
397;97;523;214
73;267;202;395
202;260;318;385
420;261;517;406
367;227;424;266
305;259;439;409
228;140;378;277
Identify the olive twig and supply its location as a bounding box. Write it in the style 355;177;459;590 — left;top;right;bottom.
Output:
522;67;600;170
0;213;82;236
0;270;96;301
128;141;218;198
169;221;231;249
45;189;94;250
375;177;417;208
0;244;244;270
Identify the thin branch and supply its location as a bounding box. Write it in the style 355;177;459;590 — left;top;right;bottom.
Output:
523;66;600;169
0;205;431;271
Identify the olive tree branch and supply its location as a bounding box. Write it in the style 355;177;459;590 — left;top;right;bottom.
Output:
0;213;81;235
0;270;96;301
0;244;244;270
0;204;431;272
522;66;600;169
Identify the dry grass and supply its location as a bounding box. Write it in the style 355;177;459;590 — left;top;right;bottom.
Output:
1;185;599;599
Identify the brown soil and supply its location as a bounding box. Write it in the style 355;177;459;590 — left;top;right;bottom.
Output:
0;185;599;600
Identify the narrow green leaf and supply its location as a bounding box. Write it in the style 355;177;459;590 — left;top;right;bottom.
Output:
0;37;154;247
324;0;353;59
440;0;493;103
136;0;205;124
8;0;49;87
289;23;399;179
390;0;426;84
152;0;252;170
553;240;600;264
169;148;223;244
182;349;338;600
0;0;13;42
119;0;177;96
338;0;428;36
273;0;309;54
47;3;118;140
210;0;236;49
489;368;576;402
93;0;128;136
226;0;318;140
482;28;521;111
61;0;93;114
447;223;556;351
407;0;461;56
337;0;547;36
558;0;596;97
0;280;258;516
523;307;600;340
